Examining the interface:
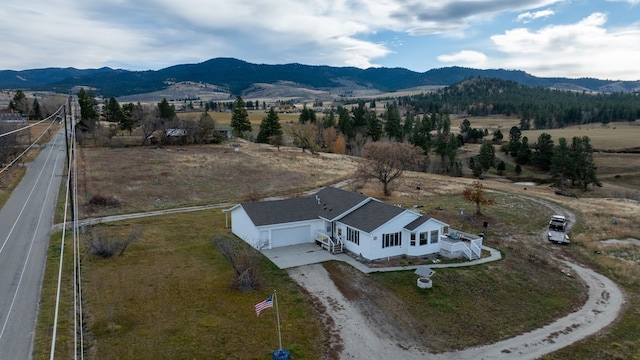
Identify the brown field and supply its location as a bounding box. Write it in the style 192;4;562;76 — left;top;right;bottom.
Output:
450;114;521;132
177;110;300;126
522;120;640;150
78;140;360;217
35;119;640;359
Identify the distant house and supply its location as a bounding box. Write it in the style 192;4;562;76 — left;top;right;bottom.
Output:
164;128;187;144
224;187;482;261
165;128;187;137
215;125;233;139
0;109;27;124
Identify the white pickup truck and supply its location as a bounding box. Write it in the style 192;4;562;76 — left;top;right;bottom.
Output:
548;215;570;244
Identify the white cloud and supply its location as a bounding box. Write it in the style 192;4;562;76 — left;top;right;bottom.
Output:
490;13;640;79
516;9;555;23
0;0;638;81
0;0;569;71
437;51;488;67
606;0;640;5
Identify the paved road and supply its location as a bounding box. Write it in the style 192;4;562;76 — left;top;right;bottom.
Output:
0;131;66;359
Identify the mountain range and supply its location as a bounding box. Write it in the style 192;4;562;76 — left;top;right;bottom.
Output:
1;57;639;99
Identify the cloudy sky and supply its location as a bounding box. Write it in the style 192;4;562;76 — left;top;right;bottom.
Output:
1;0;639;80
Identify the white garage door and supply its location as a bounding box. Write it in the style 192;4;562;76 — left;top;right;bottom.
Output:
271;225;311;247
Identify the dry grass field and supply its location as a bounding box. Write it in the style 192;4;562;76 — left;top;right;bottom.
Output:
523;120;640;151
33;119;640;359
177;110;300;126
78;140;359;217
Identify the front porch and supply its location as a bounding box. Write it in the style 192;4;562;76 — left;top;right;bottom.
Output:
439;229;483;260
315;230;343;254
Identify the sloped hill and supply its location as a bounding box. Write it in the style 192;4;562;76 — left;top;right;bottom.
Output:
1;58;639;98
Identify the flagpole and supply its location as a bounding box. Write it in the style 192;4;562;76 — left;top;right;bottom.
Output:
274;290;283;350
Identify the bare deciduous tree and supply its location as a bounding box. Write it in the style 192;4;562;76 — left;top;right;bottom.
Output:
213;235;262;292
289;123;319;154
87;226;143;258
358;141;424;196
0;124;19;166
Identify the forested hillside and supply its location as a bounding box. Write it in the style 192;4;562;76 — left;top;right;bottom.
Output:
398;78;640;128
2;58;639;97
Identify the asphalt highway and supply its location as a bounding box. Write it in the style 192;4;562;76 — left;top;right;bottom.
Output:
0;131;66;359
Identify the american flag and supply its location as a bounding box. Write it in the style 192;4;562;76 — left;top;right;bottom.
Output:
255;294;274;316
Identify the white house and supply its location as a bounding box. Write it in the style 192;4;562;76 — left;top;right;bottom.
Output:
224;187;482;261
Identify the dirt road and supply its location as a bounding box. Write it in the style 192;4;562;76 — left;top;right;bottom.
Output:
287;199;625;359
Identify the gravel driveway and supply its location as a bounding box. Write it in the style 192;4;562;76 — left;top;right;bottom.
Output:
287;198;625;359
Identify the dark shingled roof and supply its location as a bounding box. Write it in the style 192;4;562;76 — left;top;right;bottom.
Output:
239;187;369;226
240;197;319;226
338;199;406;233
404;216;429;231
315;187;369;221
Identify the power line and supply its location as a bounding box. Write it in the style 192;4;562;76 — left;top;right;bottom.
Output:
50;97;85;359
0;104;64;138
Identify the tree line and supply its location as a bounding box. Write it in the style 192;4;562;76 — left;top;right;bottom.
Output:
397;77;640;128
75;75;620;194
75;88;226;146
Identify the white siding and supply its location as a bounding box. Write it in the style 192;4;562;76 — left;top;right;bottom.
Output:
406;219;443;257
339;225;364;256
230;206;261;248
230;205;324;250
348;211;420;260
272;225;312;247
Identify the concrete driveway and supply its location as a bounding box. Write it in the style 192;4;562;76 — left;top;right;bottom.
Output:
260;243;337;269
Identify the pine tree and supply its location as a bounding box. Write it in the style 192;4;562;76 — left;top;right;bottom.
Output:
103;97;124;124
571;136;601;191
550;137;572;189
31;98;42;120
532;133;554;171
497;160;506;175
366;111;382;141
516;136;531;164
337;106;354;140
322;108;336;128
11;90;28;114
230;96;252;137
299;105;316;124
76;88;98;131
383;103;402;141
157;98;176;121
120;103;139;134
478;143;495;170
256;108;282;144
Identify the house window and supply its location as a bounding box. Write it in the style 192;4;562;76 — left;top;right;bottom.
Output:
410;233;416;246
382;232;402;248
419;232;428;245
430;229;439;244
346;227;359;245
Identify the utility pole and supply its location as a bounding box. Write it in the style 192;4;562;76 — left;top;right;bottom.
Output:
63;104;70;166
64;98;75;229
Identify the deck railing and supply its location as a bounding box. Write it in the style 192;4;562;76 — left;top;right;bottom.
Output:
315;230;343;253
440;230;482;260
